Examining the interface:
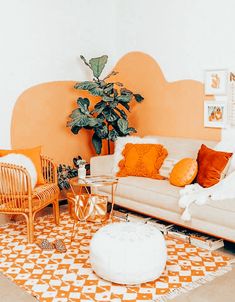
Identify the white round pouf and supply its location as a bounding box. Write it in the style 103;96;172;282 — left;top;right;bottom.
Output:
89;222;167;285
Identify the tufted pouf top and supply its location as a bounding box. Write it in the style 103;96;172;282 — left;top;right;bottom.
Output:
89;222;167;285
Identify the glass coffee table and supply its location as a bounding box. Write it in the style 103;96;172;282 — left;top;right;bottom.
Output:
67;175;119;242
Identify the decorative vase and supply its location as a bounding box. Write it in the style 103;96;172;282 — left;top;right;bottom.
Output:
78;166;86;180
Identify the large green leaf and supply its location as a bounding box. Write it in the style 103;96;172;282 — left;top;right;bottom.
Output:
116;119;136;135
90;87;104;96
133;93;144;103
92;101;106;114
88;117;102;127
117;118;128;134
92;133;102;154
125;127;137;134
71;125;82;134
121;88;132;94
67;115;89;128
75;81;97;90
77;115;89;126
95;123;108;139
103;107;119;122
115;107;127;119
116;94;132;103
103;83;114;94
108;129;118;141
77;97;90;107
119;101;130;111
103;95;114;103
83;125;93;130
113;89;118;98
111;120;124;136
77;97;90;115
69;108;82;119
109;100;119;109
89;55;108;79
97;113;105;120
75;81;103;96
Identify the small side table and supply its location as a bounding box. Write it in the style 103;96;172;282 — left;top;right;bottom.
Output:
67;175;118;242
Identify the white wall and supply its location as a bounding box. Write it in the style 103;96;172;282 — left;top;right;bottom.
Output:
116;0;235;81
0;0;119;148
1;0;235;148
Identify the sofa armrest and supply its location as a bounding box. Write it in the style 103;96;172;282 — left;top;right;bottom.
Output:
90;155;114;176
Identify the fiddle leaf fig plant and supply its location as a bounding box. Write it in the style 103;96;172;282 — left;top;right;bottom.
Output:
67;55;144;155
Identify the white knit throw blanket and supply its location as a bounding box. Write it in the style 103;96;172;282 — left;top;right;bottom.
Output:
179;170;235;221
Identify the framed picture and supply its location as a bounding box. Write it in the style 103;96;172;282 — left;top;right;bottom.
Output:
204;99;227;128
204;69;228;95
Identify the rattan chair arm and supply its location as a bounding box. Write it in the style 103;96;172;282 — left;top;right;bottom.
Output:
40;155;58;184
0;162;32;197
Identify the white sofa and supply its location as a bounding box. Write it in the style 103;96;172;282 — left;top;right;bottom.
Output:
90;136;235;242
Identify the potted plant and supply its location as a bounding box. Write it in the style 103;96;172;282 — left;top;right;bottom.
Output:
76;159;87;179
57;156;89;197
67;55;144;154
73;155;90;173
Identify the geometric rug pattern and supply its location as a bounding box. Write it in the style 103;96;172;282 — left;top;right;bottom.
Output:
0;211;232;302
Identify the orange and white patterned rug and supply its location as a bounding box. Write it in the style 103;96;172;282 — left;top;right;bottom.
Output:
0;211;233;302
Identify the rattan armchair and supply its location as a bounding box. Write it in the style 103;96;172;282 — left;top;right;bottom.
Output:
0;155;60;243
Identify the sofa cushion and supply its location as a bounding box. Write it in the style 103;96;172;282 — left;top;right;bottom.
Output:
169;158;198;187
117;144;168;179
146;136;217;160
215;139;235;175
99;176;235;229
101;177;181;214
159;157;178;178
113;137;158;175
196;144;233;188
0;146;45;185
191;198;235;229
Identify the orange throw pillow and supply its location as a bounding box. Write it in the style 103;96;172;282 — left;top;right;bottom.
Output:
0;146;45;185
169;158;198;187
196;144;233;188
117;143;168;179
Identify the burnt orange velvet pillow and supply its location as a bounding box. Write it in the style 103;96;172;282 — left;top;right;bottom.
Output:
169;158;198;187
0;146;45;185
196;144;233;188
117;143;168;179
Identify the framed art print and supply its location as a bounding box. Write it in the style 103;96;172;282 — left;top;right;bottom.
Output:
204;99;227;128
204;69;228;95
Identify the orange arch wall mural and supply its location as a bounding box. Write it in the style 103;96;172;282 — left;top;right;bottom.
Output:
11;82;97;165
11;52;221;165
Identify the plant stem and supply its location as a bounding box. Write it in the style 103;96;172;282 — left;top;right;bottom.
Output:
107;139;111;155
107;123;111;155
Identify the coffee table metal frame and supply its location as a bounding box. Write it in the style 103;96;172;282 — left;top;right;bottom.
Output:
68;175;118;243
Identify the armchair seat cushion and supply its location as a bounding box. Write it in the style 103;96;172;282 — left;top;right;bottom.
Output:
0;184;59;212
33;183;59;205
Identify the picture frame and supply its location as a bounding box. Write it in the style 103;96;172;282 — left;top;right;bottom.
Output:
204;69;228;95
204;99;227;128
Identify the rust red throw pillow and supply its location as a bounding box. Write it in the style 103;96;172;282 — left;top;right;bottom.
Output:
196;144;233;188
